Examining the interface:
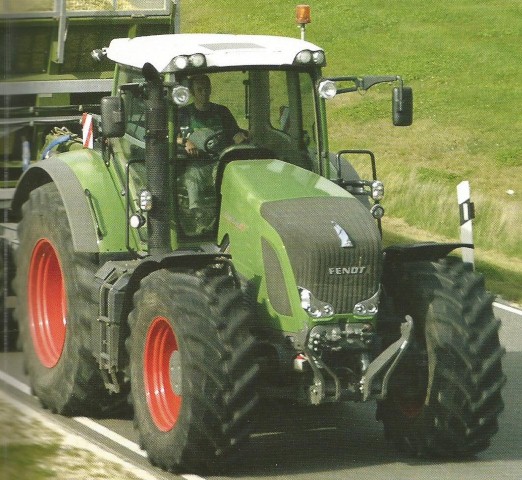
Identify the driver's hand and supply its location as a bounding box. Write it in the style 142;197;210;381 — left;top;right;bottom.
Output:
184;139;199;156
233;131;248;144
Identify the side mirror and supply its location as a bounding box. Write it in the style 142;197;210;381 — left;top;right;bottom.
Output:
101;96;125;138
392;86;413;126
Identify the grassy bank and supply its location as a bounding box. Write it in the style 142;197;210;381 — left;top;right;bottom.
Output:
182;0;521;300
0;393;150;480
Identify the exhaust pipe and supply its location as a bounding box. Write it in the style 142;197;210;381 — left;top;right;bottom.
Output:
143;63;171;255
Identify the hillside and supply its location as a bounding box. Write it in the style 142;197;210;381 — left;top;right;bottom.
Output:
182;0;521;301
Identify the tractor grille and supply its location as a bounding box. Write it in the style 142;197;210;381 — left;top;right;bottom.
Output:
261;197;382;314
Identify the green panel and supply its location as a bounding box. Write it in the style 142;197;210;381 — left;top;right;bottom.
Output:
58;149;136;252
218;160;354;333
1;17;171;78
62;24;132;73
220;159;351;208
1;25;52;75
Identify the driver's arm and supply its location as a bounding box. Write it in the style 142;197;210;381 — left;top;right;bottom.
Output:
178;135;199;156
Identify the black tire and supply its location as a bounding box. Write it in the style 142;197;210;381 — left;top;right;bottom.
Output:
127;267;259;473
14;183;117;415
0;238;18;351
377;257;505;457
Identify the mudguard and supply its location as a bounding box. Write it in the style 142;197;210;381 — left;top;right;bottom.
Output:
11;151;130;253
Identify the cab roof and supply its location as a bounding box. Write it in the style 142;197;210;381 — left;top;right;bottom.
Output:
106;33;325;72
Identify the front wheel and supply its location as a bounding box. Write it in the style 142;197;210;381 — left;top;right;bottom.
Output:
377;258;505;457
127;267;259;473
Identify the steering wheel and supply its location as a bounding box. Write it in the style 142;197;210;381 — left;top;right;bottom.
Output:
203;129;226;155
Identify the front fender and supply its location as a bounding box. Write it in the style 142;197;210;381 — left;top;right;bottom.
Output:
383;242;473;264
12;151;131;253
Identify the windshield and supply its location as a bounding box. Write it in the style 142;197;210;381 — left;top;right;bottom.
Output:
174;69;320;172
116;67;323;240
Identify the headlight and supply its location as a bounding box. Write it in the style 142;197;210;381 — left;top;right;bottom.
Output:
294;49;326;65
172;55;189;70
317;80;337;99
371;180;384;200
370;204;385;219
312;50;325;65
139;190;153;211
166;54;206;72
353;290;380;316
130;214;146;229
295;49;313;64
172;85;191;106
299;287;334;318
189;53;206;67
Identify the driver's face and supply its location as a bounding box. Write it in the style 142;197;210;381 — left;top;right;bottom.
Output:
192;80;211;107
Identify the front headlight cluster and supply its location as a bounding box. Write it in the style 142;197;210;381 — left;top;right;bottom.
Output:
130;190;152;229
353;289;380;317
294;49;326;66
166;53;206;71
371;180;384;201
299;287;334;318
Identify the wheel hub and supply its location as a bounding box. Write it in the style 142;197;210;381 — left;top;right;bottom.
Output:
169;350;183;396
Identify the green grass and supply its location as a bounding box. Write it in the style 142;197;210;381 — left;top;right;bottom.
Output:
182;0;521;302
1;445;58;480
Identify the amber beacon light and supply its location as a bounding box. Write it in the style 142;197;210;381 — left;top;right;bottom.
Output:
296;4;311;40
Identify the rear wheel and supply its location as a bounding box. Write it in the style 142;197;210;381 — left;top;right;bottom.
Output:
0;238;17;351
128;267;259;473
14;183;117;415
377;258;505;457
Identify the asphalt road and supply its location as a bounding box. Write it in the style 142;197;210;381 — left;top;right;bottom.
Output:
1;302;520;480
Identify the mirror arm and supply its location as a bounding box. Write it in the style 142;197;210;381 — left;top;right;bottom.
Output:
360;75;400;90
327;75;403;93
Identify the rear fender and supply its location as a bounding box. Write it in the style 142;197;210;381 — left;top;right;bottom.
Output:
12;152;130;253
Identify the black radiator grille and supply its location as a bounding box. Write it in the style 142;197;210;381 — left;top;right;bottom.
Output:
261;197;382;314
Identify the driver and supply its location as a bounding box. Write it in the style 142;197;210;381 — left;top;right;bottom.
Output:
176;74;247;231
177;74;247;156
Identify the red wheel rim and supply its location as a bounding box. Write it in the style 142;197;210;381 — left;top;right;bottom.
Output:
28;239;67;368
398;396;424;419
144;316;182;431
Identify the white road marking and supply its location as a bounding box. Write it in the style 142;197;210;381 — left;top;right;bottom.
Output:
74;416;147;457
0;369;208;480
0;369;31;395
494;301;522;316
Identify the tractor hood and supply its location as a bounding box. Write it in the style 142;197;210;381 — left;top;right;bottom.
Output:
219;159;382;331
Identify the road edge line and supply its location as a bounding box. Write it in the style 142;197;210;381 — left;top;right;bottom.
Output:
0;368;208;480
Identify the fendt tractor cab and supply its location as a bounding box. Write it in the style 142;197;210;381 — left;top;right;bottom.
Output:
1;4;504;474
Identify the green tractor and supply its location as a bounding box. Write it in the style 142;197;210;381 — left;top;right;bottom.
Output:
2;6;504;474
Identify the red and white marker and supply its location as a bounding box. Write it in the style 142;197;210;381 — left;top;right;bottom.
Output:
82;113;94;149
